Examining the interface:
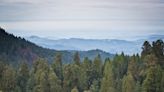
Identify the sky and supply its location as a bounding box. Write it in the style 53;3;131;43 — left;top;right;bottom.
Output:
0;0;164;40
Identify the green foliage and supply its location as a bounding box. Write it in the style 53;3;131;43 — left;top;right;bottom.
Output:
71;86;79;92
161;70;164;91
113;53;128;79
17;62;29;92
142;66;163;92
48;68;62;92
152;40;164;67
27;58;62;92
143;54;158;68
73;52;81;65
79;57;92;90
122;73;135;92
141;41;152;59
90;80;100;92
0;28;114;65
100;60;116;92
1;65;16;92
135;81;141;92
63;64;81;92
0;29;164;92
128;55;141;81
93;54;103;80
52;52;63;81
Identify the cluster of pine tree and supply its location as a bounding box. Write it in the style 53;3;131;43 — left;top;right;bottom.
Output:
0;40;164;92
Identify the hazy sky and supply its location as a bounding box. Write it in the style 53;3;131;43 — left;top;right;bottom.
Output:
0;0;164;40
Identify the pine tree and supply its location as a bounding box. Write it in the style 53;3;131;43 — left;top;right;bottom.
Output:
152;39;164;67
63;64;81;92
71;86;79;92
48;67;62;92
52;52;63;81
122;73;135;92
142;66;163;92
128;55;140;80
141;41;152;59
17;62;29;92
1;65;16;92
90;80;99;92
79;57;92;91
73;52;80;65
135;81;141;92
0;61;5;90
93;54;102;79
100;60;116;92
160;70;164;92
33;59;50;92
143;54;158;68
113;54;127;79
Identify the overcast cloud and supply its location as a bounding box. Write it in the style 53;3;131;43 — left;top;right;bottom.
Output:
0;0;164;40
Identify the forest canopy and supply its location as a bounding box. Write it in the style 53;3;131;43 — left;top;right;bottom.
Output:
0;28;164;92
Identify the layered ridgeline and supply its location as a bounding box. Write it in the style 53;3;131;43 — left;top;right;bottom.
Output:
0;27;114;65
26;35;164;55
0;27;164;92
0;29;163;92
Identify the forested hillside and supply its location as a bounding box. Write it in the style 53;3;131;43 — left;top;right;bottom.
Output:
0;27;56;65
0;28;164;92
0;27;113;65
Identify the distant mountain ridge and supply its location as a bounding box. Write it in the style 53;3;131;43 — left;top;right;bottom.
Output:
0;28;114;64
26;35;164;55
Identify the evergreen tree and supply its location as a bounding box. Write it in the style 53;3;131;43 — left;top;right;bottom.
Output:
152;40;164;67
113;54;127;79
100;60;116;92
1;65;16;92
122;73;135;92
142;66;163;92
48;67;62;92
0;61;5;90
63;64;81;92
90;80;99;92
112;54;128;92
135;81;141;92
33;59;50;92
93;54;102;80
79;57;92;91
128;55;140;80
17;62;29;92
71;86;79;92
73;52;80;65
141;41;152;59
52;52;63;81
143;54;158;68
160;70;164;92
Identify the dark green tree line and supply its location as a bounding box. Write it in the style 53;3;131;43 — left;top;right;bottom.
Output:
0;39;164;92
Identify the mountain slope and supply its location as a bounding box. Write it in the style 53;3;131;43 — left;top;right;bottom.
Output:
0;27;114;65
0;27;57;65
26;35;164;55
26;36;141;54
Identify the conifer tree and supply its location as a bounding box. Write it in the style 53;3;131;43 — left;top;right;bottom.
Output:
93;54;102;79
141;41;152;59
90;80;99;92
142;66;163;92
73;52;81;65
122;73;135;92
48;67;62;92
1;65;16;92
52;52;63;81
100;60;116;92
17;62;29;92
71;86;79;92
